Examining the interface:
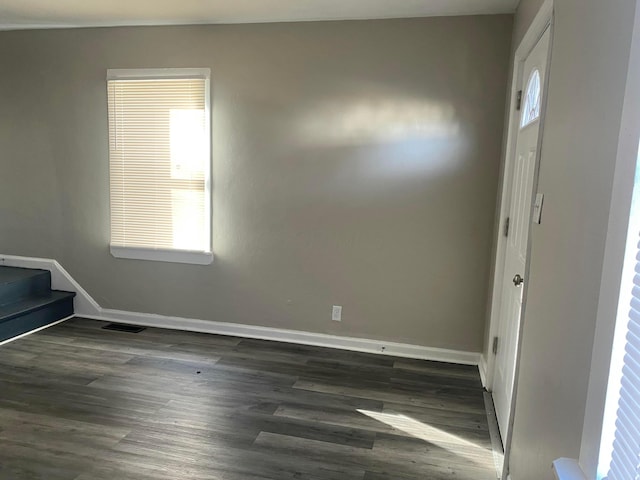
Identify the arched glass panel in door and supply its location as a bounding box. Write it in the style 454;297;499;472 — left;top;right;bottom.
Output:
521;69;541;128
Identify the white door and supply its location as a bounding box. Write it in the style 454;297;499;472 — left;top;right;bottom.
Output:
492;26;551;440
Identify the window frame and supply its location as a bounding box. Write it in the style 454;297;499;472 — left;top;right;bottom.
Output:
106;67;213;266
579;1;640;477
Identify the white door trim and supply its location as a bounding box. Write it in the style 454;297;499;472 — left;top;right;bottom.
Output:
484;1;554;478
485;0;554;391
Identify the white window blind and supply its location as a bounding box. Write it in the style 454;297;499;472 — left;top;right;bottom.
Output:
107;68;212;265
603;230;640;480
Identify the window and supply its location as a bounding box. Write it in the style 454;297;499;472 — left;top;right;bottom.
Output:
521;69;542;128
107;68;212;265
597;150;640;480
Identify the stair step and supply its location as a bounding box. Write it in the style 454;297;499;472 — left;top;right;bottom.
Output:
0;291;75;342
0;291;75;323
0;266;51;306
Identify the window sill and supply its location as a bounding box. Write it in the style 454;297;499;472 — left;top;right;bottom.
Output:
552;458;588;480
110;246;213;265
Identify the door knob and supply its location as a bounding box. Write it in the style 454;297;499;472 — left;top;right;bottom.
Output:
513;274;524;287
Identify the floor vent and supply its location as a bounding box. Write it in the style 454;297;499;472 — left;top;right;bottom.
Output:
102;323;146;333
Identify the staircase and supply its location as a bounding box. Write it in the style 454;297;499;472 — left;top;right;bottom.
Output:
0;266;75;342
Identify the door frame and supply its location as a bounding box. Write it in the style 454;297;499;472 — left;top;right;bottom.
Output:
484;0;554;474
485;0;554;391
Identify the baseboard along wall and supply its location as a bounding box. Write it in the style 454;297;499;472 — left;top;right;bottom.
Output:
479;354;490;388
0;254;481;366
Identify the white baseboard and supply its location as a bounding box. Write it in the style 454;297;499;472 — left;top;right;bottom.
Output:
0;254;480;365
84;309;480;364
479;354;489;388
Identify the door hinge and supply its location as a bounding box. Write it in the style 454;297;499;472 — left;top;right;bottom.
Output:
492;336;499;355
516;90;522;111
504;217;510;237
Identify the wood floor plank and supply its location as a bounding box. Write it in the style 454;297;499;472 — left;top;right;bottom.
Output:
0;317;496;480
292;379;487;414
253;431;494;480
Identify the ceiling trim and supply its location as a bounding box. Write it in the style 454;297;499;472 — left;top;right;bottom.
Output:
0;1;518;31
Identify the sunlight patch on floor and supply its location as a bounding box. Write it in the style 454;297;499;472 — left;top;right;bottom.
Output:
358;408;495;472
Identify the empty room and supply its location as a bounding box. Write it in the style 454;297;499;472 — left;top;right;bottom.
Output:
1;0;639;479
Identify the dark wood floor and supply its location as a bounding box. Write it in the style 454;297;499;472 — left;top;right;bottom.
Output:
0;318;496;480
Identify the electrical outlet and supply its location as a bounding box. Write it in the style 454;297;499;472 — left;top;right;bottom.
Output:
332;305;342;321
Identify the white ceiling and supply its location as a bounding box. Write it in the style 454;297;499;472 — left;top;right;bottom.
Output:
0;0;519;30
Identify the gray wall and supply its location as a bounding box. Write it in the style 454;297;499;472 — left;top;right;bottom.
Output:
512;0;545;48
0;16;512;352
499;0;637;478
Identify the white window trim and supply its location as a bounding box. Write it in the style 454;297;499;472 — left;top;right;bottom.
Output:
106;68;210;81
552;458;588;480
106;67;213;266
579;1;640;478
110;246;213;265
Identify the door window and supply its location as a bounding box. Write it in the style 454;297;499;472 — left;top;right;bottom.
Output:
521;69;542;128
